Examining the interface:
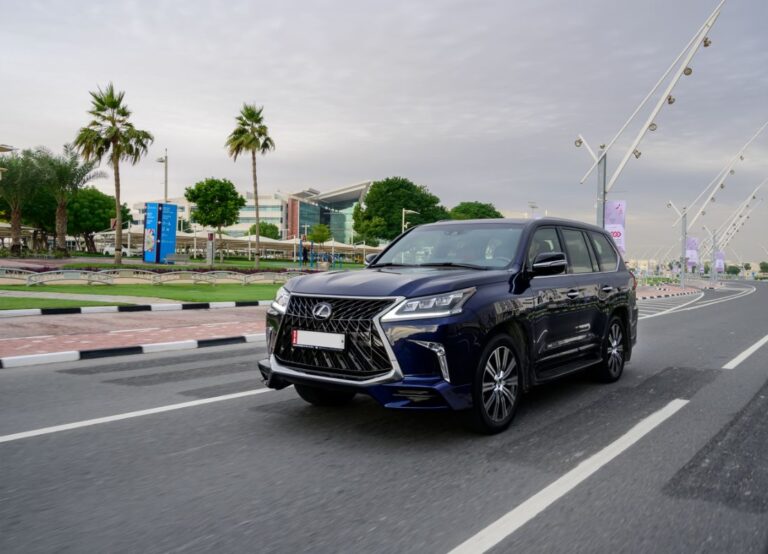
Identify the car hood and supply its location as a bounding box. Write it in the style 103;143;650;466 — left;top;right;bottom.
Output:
286;267;512;298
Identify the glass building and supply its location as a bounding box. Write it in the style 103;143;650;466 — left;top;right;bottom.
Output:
132;181;372;242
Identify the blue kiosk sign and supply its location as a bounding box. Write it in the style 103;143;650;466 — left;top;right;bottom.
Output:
143;203;178;263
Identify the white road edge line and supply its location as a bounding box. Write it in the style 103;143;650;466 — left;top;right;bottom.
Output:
447;398;689;554
722;334;768;370
0;388;275;444
638;293;704;320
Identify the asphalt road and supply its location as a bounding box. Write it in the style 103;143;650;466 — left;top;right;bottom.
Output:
1;281;767;553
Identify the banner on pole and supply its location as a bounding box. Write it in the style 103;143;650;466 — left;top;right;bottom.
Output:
604;200;626;255
715;250;725;273
685;237;699;269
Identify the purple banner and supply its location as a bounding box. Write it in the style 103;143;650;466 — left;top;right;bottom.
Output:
715;250;725;273
604;200;626;255
685;237;699;268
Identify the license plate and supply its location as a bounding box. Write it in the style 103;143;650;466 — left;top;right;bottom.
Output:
292;329;345;351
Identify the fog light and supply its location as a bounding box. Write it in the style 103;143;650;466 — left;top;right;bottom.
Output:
412;340;450;382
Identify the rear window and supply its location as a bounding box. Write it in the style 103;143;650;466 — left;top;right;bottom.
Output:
589;231;619;272
561;229;596;274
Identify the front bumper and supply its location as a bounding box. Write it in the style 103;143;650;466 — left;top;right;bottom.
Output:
258;356;472;411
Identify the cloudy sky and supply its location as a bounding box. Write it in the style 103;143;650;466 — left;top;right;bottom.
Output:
2;0;767;260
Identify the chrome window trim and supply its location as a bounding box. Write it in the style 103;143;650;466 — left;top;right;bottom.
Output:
271;292;405;385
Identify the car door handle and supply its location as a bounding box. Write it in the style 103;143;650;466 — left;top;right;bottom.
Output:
601;286;614;293
566;289;580;299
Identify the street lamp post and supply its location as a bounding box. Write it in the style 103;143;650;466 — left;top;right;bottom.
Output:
156;149;168;203
576;1;725;227
401;209;419;233
667;201;687;290
703;226;717;285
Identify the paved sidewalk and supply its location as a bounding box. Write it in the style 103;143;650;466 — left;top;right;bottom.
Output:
0;289;178;304
0;307;267;358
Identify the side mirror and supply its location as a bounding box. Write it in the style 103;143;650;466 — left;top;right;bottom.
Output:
364;253;378;266
532;252;567;276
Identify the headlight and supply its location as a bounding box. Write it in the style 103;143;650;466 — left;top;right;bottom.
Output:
381;287;476;321
271;286;291;313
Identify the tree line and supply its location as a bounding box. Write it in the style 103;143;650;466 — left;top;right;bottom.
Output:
0;147;130;255
2;82;505;263
352;176;503;246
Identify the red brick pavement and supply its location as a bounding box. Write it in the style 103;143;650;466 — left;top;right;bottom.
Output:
0;308;267;358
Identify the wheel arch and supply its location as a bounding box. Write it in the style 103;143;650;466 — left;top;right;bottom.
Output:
608;306;632;362
484;318;532;393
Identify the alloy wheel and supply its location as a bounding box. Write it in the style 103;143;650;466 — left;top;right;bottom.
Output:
481;346;519;423
606;321;625;376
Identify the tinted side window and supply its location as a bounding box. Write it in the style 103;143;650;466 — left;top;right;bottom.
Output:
561;229;595;274
589;231;619;272
527;227;562;266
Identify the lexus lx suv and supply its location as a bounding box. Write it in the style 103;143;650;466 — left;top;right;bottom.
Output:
258;218;638;434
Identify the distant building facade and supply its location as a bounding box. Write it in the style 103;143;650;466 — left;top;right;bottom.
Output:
131;180;371;243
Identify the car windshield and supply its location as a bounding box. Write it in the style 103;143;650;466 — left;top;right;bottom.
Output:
372;223;524;269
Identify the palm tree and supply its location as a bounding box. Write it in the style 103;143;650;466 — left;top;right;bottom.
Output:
73;83;153;264
37;145;106;255
0;151;39;255
225;104;275;268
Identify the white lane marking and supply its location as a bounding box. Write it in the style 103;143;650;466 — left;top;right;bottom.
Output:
722;334;768;370
638;293;704;320
0;388;275;444
448;399;689;554
677;285;755;311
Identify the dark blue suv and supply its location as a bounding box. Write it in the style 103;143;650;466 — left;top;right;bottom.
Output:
258;218;638;434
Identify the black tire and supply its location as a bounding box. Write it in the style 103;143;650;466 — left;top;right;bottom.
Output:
469;334;522;435
294;384;356;407
594;315;626;383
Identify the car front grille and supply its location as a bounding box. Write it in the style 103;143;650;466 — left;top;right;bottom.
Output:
273;295;397;380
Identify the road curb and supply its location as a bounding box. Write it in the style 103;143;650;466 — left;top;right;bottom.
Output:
0;333;267;369
0;300;272;318
637;290;699;300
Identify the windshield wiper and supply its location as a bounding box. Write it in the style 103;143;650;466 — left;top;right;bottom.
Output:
416;262;489;270
369;262;417;268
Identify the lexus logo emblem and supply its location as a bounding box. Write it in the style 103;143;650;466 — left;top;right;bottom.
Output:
312;302;333;320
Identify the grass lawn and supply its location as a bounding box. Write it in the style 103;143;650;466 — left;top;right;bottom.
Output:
0;283;282;303
0;298;129;310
